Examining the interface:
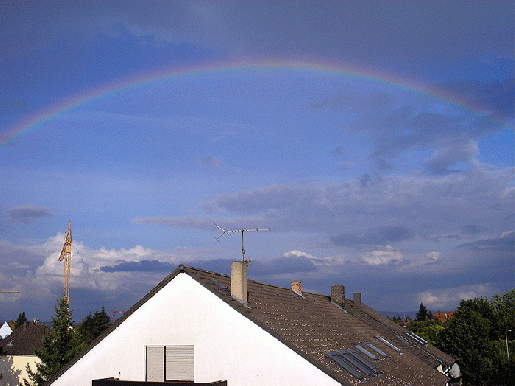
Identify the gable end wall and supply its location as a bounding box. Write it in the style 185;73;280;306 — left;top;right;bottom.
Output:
50;273;341;386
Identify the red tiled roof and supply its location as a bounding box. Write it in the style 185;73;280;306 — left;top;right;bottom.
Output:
434;312;454;323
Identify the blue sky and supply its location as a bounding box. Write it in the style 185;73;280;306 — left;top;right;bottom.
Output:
1;1;513;322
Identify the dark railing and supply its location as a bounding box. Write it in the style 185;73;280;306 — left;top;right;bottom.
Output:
92;378;227;386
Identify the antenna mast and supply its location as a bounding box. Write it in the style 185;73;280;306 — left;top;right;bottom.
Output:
58;220;72;306
214;223;270;261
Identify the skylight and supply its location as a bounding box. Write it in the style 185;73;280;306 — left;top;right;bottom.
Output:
376;336;402;354
209;279;228;291
364;342;388;358
326;349;381;380
405;330;428;345
354;344;378;360
326;352;363;380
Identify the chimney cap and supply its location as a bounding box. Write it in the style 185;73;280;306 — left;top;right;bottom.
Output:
291;280;302;295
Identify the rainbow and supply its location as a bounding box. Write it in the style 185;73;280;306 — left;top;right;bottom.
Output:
0;58;500;146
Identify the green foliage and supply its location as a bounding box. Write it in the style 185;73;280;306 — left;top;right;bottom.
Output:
14;311;27;330
436;294;515;386
23;298;86;386
416;302;432;321
491;289;515;340
77;306;111;345
407;320;444;346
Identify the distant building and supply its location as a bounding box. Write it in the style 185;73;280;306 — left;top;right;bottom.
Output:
47;263;460;385
434;312;454;323
0;322;12;339
0;322;50;386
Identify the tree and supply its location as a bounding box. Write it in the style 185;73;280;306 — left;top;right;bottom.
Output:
491;289;515;340
14;311;27;329
407;320;444;346
438;298;497;386
416;302;432;321
23;298;86;386
77;307;111;345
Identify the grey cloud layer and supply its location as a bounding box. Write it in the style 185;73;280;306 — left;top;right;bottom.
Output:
207;166;514;238
6;206;53;224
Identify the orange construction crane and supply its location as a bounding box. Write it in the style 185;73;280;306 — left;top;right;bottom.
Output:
58;220;72;306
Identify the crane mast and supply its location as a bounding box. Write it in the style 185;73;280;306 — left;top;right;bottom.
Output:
58;220;72;306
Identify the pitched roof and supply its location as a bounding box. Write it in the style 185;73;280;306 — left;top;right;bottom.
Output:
0;321;13;339
434;312;454;323
0;322;50;356
49;265;456;386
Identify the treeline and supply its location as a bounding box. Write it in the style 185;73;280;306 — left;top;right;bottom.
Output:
23;298;111;386
401;289;515;386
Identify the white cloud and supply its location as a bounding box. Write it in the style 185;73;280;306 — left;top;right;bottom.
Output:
0;234;178;309
284;250;347;266
426;251;440;261
360;245;403;266
417;284;496;310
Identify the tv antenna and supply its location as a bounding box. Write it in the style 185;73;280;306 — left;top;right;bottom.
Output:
214;223;270;262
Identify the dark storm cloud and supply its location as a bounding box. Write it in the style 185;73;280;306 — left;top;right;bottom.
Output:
100;259;175;273
331;226;415;247
457;231;515;255
433;75;515;122
137;165;513;241
6;206;52;224
251;255;316;276
370;110;488;173
423;140;479;175
311;86;503;173
462;224;481;235
190;256;316;278
0;248;42;271
213;186;316;215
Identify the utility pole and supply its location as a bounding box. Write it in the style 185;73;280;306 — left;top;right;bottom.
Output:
58;220;72;306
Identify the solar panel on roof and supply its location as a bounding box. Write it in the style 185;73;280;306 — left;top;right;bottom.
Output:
376;336;402;354
364;342;388;357
209;278;228;291
326;352;364;380
405;330;428;345
347;349;380;374
339;351;374;376
354;344;378;360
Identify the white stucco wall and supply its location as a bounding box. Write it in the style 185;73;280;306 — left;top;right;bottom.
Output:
50;273;341;386
0;355;40;386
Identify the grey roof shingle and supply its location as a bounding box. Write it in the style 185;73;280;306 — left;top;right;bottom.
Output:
48;264;456;386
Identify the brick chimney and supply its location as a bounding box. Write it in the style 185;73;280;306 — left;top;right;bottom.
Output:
331;285;345;308
353;292;362;306
291;280;302;295
231;261;248;304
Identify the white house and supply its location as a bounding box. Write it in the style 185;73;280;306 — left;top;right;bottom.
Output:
0;322;50;386
47;262;459;386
